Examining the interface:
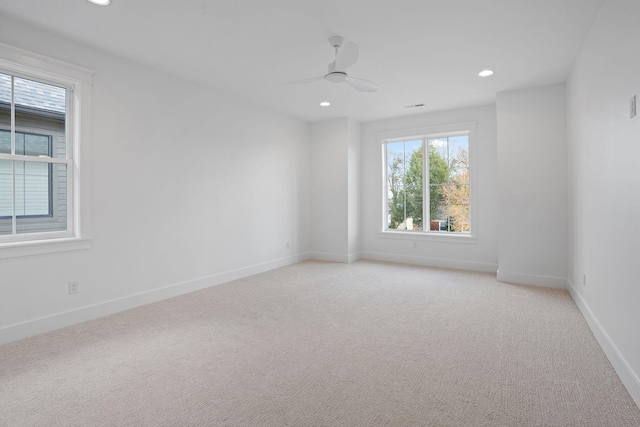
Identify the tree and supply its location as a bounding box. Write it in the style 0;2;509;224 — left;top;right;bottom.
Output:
404;147;423;229
440;148;469;232
428;144;449;221
387;144;449;230
387;154;405;229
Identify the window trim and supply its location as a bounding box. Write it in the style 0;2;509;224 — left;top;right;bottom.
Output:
379;122;477;242
0;42;93;259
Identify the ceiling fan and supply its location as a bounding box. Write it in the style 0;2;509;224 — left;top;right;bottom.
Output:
288;36;379;92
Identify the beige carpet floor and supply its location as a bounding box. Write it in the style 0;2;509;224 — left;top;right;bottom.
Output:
1;260;639;426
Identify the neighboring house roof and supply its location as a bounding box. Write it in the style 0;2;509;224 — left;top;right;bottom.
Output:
0;73;65;114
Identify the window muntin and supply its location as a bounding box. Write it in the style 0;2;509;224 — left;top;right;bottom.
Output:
384;132;471;235
0;71;71;240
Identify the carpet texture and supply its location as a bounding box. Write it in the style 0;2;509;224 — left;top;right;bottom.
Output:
1;260;639;426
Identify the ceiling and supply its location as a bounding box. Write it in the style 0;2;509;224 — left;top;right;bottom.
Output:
0;0;603;123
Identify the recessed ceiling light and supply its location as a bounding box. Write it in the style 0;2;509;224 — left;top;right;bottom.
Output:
319;101;331;107
88;0;110;5
478;70;494;77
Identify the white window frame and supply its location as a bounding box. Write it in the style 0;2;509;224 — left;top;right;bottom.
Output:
0;42;93;259
378;122;477;243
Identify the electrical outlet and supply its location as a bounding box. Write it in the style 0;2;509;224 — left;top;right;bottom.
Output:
582;274;587;287
285;241;290;250
68;280;80;294
413;241;418;249
631;95;636;118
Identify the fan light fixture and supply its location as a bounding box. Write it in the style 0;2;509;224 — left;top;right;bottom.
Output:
320;102;331;107
88;0;110;5
478;70;494;77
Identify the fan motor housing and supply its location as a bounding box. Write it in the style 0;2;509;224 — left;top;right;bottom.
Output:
328;35;344;48
325;72;348;83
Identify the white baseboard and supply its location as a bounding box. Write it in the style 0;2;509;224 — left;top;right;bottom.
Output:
496;270;568;289
309;251;350;263
567;280;640;408
360;251;498;273
347;252;362;263
0;253;311;346
307;252;362;264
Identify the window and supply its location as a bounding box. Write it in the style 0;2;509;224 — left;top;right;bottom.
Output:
0;73;70;238
0;43;93;257
382;124;474;236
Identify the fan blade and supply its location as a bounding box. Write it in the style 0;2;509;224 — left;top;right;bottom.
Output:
346;77;379;92
285;76;325;85
334;42;359;71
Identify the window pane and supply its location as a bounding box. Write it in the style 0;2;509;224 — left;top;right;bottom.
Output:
448;135;469;184
387;141;405;229
0;129;9;155
449;184;470;233
0;131;50;157
428;138;449;186
14;77;66;115
428;135;470;234
447;136;470;232
0;74;10;154
387;140;423;231
22;133;51;156
429;183;448;231
14;77;66;159
0;159;12;234
14;160;49;216
16;162;67;234
404;140;422;231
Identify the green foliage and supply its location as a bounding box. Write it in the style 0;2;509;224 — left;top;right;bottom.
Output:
404;147;423;227
428;145;448;220
387;155;405;229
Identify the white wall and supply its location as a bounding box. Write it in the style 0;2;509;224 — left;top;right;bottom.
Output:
310;118;349;261
496;83;568;288
347;118;361;261
0;15;311;344
310;117;362;262
566;0;640;405
360;105;499;272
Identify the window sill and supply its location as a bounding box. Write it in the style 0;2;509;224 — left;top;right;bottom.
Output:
378;231;477;244
0;237;92;259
